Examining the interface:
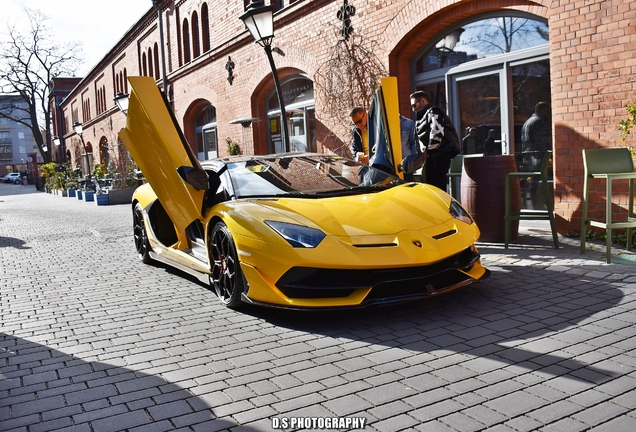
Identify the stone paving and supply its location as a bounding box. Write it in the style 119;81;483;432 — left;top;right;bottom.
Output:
1;182;636;432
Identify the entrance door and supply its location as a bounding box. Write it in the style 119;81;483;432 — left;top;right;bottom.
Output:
453;71;507;156
202;125;218;159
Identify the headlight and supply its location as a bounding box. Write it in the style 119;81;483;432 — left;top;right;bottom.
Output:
265;221;326;248
450;199;473;224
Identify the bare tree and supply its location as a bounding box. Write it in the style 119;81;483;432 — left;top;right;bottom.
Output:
314;29;388;157
0;8;82;163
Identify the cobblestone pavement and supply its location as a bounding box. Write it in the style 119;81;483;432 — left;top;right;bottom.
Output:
2;182;636;432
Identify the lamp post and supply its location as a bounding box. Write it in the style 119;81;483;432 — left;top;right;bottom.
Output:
114;92;130;115
53;136;61;163
433;28;464;106
72;121;90;179
151;0;169;96
239;0;290;153
435;28;464;69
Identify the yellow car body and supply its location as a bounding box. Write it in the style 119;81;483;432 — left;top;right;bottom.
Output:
119;76;489;309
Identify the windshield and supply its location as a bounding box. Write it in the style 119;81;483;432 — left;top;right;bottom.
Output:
227;155;402;198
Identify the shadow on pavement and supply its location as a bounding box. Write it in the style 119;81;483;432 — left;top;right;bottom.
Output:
241;257;625;386
0;236;31;250
0;333;262;432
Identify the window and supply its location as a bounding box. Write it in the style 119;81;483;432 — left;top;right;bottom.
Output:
142;52;148;76
148;48;154;78
153;43;160;80
192;11;200;58
202;3;210;52
183;19;191;63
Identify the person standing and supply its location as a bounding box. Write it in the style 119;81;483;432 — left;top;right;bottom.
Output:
521;102;552;171
349;106;373;165
399;114;417;181
408;90;460;190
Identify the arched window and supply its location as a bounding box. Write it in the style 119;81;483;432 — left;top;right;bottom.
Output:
182;19;191;63
148;48;154;79
201;3;210;53
142;52;148;76
124;68;128;93
192;11;200;59
154;43;160;80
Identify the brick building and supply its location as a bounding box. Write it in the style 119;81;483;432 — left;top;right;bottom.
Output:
51;0;636;235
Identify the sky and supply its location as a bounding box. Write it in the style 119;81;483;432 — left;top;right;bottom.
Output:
5;0;152;76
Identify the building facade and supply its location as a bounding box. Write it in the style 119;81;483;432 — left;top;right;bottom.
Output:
51;0;636;235
0;95;37;176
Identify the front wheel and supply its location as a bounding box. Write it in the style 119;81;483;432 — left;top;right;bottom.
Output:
133;203;153;264
209;222;245;309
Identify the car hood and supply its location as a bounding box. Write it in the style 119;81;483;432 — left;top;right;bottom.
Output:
241;184;465;241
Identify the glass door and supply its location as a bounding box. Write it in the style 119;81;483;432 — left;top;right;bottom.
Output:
453;70;506;156
201;124;218;160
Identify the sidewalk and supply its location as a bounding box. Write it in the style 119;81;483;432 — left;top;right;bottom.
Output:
2;182;636;432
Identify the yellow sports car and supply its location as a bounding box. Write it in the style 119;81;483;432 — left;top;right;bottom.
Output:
119;76;489;309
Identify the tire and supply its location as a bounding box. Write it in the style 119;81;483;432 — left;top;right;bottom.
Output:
133;203;153;264
209;221;245;308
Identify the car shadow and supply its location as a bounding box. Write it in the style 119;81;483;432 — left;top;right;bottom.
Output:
239;254;625;385
0;333;264;431
0;236;31;249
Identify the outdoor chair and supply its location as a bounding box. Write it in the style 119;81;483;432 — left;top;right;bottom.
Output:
580;147;636;263
446;155;464;200
504;150;559;249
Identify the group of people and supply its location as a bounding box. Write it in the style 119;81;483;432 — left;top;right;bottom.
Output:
349;93;551;192
349;90;460;190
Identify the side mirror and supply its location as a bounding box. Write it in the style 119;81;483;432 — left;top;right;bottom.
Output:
177;166;209;191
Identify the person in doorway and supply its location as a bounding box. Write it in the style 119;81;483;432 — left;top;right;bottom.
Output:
521;101;552;171
483;129;501;155
405;90;460;190
461;127;483;154
349;106;373;165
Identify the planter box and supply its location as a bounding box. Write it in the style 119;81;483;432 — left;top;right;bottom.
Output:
77;190;83;200
107;188;136;205
67;189;76;198
84;191;95;202
95;194;109;206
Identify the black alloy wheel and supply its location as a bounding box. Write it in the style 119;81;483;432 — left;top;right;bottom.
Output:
133;203;152;264
209;221;244;308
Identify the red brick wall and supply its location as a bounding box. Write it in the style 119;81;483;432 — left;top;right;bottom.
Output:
57;0;636;234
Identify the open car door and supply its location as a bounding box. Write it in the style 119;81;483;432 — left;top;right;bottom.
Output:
118;76;206;233
368;77;403;179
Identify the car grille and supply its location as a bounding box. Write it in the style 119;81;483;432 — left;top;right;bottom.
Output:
275;247;481;301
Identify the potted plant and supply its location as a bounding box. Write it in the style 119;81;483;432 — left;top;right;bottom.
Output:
619;101;636;156
104;156;140;205
226;137;240;156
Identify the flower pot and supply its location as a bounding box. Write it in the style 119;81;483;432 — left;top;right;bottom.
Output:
84;191;95;202
106;187;136;205
95;194;109;206
67;189;76;198
77;190;83;200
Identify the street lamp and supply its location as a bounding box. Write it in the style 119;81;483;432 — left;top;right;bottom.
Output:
73;121;90;178
239;0;290;153
151;0;169;96
114;92;130;115
435;28;464;68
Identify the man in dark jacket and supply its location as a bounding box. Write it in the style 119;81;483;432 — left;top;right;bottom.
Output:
406;91;460;190
349;106;374;165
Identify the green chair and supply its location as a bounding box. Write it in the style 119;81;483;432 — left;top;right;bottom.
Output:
446;155;464;200
580;147;636;263
505;150;559;249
